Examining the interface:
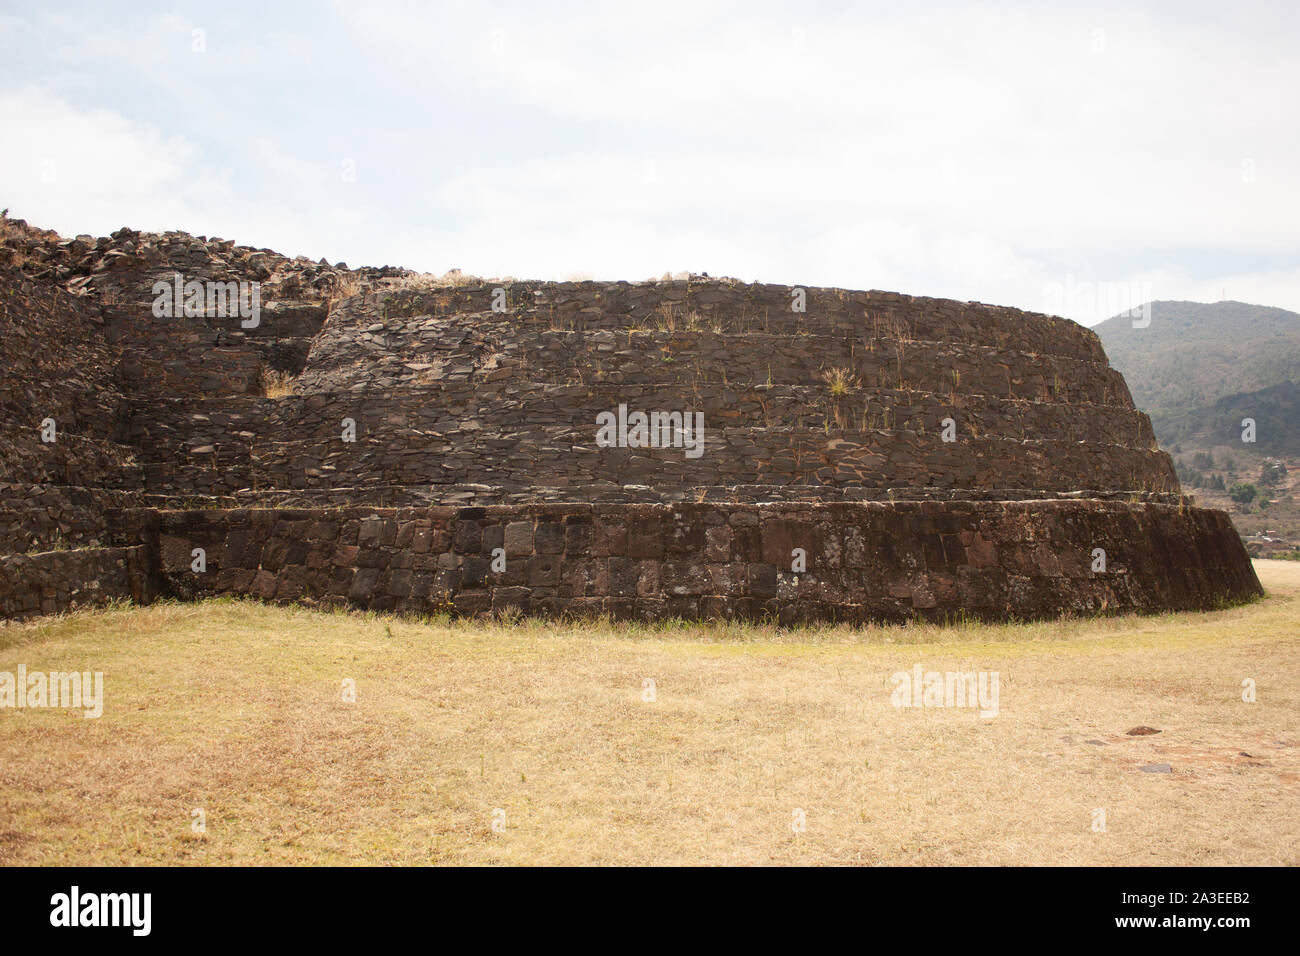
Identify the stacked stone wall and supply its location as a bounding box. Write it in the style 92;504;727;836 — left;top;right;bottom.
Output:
0;220;1264;623
0;545;155;621
149;500;1260;623
0;267;137;487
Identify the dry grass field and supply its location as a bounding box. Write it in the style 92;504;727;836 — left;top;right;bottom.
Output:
1;562;1297;866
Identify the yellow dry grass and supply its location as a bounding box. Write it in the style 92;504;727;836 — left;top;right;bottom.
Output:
1;562;1297;866
259;369;297;399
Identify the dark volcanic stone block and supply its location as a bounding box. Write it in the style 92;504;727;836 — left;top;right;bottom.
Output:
128;499;1260;622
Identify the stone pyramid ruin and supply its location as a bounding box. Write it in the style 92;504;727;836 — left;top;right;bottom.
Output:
0;217;1262;622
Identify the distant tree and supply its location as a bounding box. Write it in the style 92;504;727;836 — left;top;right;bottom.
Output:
1192;451;1214;471
1259;459;1287;486
1174;460;1200;486
1207;474;1226;491
1228;482;1257;506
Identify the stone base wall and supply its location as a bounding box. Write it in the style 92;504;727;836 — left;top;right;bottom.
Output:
0;545;156;621
146;500;1261;624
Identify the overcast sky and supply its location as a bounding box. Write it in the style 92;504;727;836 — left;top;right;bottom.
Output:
1;0;1297;324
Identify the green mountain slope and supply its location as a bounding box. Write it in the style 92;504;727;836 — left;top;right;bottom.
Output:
1159;380;1300;457
1094;300;1300;435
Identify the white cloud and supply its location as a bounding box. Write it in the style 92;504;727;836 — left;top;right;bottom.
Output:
2;1;1297;322
0;87;385;265
0;86;198;229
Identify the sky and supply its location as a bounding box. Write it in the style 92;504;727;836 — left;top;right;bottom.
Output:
1;0;1297;325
